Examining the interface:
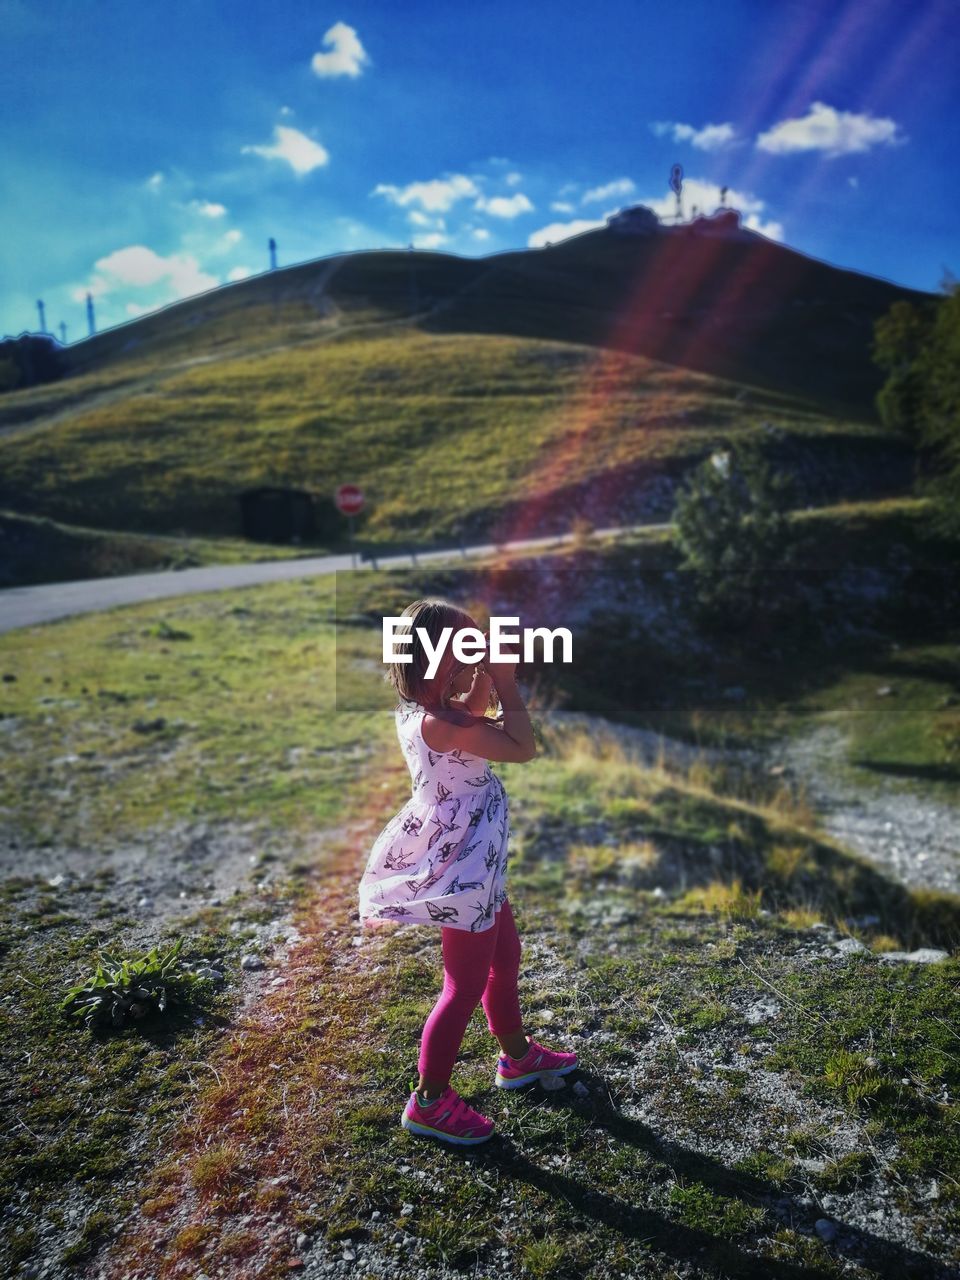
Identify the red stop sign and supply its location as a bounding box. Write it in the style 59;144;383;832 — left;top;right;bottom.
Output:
334;484;364;515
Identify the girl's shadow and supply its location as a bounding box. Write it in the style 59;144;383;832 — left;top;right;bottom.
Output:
446;1067;953;1280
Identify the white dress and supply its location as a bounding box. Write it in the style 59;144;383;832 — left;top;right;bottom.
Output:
358;699;510;933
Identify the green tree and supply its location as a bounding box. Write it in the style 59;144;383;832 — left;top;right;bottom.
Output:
672;436;801;633
872;276;960;539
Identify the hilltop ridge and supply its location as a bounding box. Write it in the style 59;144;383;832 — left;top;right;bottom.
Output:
13;206;933;418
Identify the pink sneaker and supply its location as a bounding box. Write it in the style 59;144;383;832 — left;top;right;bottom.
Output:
495;1036;579;1089
401;1081;495;1145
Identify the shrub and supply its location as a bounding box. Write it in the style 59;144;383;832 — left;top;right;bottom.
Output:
672;436;803;633
60;937;221;1029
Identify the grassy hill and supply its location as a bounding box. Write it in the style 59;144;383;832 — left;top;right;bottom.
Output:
0;221;930;571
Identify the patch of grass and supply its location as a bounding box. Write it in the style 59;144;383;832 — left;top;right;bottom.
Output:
671;878;764;920
667;1180;767;1238
520;1237;571;1278
191;1143;247;1195
60;1210;115;1266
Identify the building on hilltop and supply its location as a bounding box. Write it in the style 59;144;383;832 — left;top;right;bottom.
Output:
606;205;661;236
684;208;755;241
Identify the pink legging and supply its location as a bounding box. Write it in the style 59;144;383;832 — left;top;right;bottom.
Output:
417;897;524;1085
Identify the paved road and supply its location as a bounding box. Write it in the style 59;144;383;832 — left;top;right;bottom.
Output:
0;522;665;633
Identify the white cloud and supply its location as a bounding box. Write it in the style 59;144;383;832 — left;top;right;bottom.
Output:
145;171;164;191
227;265;253;282
582;178;635;205
242;125;329;175
190;200;227;218
474;192;533;218
755;101;904;157
412;232;448;250
407;209;446;228
70;245;219;305
221;229;243;245
472;228;491;241
550;200;575;213
279;105;294;116
651;120;737;151
528;218;605;248
848;175;859;188
310;21;370;78
372;173;478;213
504;171;522;186
743;214;784;241
125;302;149;317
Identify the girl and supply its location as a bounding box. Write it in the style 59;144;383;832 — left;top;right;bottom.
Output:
358;598;578;1146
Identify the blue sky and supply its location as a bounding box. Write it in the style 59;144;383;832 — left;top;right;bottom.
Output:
2;0;957;343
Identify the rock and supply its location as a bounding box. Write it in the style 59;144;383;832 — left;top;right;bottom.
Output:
744;997;781;1024
877;948;949;964
341;1247;356;1261
137;895;153;909
241;954;266;971
814;1218;837;1243
833;937;870;956
132;717;167;733
876;686;896;697
572;1081;590;1099
540;1073;566;1092
401;1203;414;1215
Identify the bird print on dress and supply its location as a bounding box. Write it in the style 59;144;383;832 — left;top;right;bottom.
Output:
382;846;417;871
441;873;486;895
357;700;511;933
469;897;497;932
427;798;462;850
454;836;483;863
425;901;460;922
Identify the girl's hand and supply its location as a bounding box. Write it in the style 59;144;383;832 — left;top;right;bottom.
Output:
481;628;520;684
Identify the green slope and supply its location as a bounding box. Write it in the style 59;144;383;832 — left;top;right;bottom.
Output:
0;223;928;552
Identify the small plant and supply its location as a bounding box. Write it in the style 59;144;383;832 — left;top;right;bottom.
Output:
60;937;219;1029
149;618;193;641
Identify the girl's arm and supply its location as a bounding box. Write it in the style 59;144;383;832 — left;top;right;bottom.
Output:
450;664;495;718
423;662;535;763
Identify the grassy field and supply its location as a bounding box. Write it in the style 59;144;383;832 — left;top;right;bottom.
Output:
0;506;332;588
1;541;958;1278
1;325;891;550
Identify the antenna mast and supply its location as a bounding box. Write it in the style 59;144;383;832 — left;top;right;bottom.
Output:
669;164;684;224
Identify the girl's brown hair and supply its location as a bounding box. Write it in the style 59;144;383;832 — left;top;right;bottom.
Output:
386;597;478;706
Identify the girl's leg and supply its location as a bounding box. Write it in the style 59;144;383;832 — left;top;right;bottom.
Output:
480;898;528;1059
416;914;500;1098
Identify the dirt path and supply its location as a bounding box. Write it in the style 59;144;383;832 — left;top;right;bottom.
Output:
770;722;960;896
